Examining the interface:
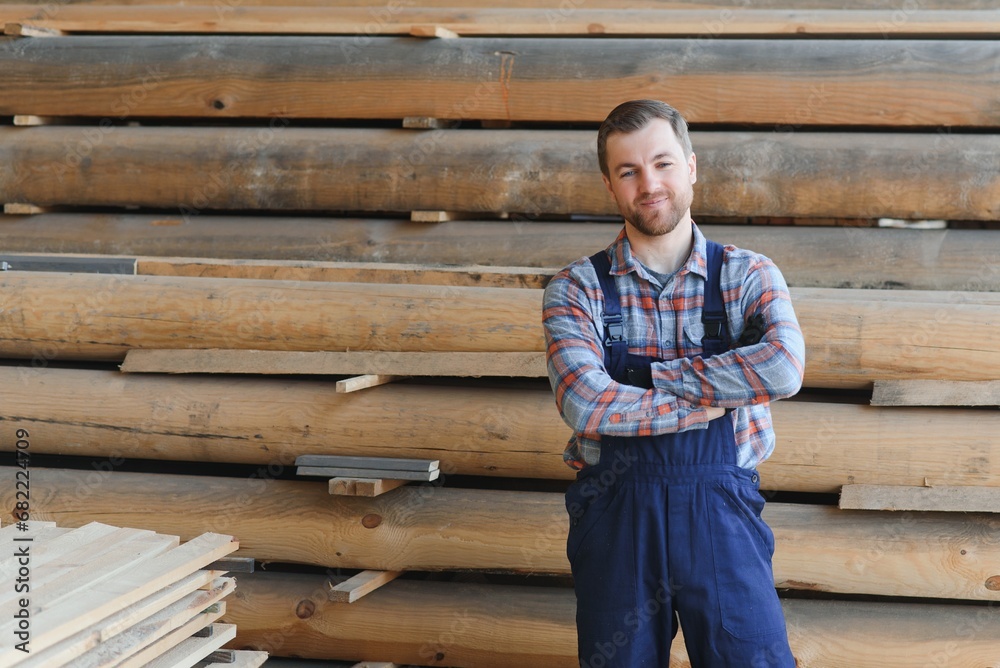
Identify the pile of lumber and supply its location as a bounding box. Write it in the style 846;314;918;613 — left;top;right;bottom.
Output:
0;521;263;667
0;0;998;666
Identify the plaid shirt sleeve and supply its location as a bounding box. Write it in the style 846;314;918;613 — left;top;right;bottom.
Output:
542;260;714;442
651;252;805;407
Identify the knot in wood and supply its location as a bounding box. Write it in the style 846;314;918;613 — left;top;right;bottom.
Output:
362;513;382;529
295;599;316;619
986;576;1000;591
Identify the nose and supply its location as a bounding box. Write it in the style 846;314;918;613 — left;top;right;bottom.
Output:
640;169;658;194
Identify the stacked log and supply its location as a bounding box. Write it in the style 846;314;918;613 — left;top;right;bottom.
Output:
1;2;998;666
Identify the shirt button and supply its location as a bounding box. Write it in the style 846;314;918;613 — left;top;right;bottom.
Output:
751;474;759;484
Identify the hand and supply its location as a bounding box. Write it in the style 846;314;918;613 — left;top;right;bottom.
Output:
705;406;726;421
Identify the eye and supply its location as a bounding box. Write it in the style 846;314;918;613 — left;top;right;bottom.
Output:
619;170;635;178
657;162;672;169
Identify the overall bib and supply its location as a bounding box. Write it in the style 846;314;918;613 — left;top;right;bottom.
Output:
566;242;795;667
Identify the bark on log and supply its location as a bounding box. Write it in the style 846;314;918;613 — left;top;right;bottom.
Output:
220;573;1000;667
2;271;1000;388
6;466;1000;601
1;215;998;292
2;37;998;127
1;128;997;220
1;6;997;37
2;367;1000;491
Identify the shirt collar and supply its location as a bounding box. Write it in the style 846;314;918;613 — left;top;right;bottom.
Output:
606;222;709;280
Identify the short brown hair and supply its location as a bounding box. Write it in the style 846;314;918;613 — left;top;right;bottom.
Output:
597;100;693;178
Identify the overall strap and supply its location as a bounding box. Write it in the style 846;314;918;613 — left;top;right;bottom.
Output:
701;239;731;355
589;250;628;376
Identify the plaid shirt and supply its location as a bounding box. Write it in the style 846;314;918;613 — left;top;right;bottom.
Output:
543;224;805;470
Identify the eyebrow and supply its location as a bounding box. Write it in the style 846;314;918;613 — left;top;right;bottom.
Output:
612;152;676;173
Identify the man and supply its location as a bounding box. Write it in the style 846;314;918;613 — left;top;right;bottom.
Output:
543;100;805;667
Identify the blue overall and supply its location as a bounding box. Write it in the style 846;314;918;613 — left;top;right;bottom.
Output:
566;242;795;667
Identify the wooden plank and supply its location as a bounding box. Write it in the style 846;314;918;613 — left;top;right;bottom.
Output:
9;468;1000;602
872;380;1000;407
328;570;402;603
0;532;237;660
335;374;406;393
295;455;439;472
49;579;234;668
1;37;998;127
120;350;547;377
0;7;997;37
329;478;410;497
20;570;223;667
135;257;552;289
225;573;1000;667
6;368;1000;488
205;556;255;573
9;0;991;8
0;253;136;274
204;651;268;668
114;612;231;668
3;216;999;293
840;484;1000;513
352;663;398;668
296;466;440;482
1;128;997;220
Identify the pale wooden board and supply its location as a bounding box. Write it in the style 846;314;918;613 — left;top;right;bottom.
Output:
142;624;238;668
0;533;237;661
840;484;1000;513
295;455;439;473
329;478;410;497
335;374;406;393
297;466;439;482
112;607;230;668
120;350;547;377
329;571;403;604
52;579;234;668
202;650;268;668
0;523;153;609
872;379;1000;406
18;571;223;667
2;532;178;616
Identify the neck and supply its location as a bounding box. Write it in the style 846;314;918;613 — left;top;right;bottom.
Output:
625;217;694;275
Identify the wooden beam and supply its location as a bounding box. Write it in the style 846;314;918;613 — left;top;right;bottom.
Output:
335;374;406;393
329;478;410;497
1;128;995;221
872;380;1000;406
329;570;403;603
5;367;1000;489
121;350;548;377
840;484;1000;513
2;37;998;127
9;467;1000;601
223;573;1000;667
4;272;1000;389
2;217;998;293
0;7;997;37
3;22;64;37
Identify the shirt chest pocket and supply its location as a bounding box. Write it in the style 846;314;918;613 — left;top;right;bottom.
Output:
680;320;706;357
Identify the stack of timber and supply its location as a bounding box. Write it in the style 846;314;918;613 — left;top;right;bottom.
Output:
0;520;262;667
0;0;998;666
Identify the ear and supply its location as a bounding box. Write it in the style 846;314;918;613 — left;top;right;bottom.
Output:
688;152;697;185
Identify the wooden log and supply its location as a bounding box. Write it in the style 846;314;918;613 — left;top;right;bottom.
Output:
840;484;1000;513
3;367;1000;490
1;128;998;221
2;37;998;127
1;215;998;292
3;272;1000;389
221;573;1000;667
8;467;1000;601
872;379;1000;406
21;0;995;8
0;6;997;37
120;350;548;377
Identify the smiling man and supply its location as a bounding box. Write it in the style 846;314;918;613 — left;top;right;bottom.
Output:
543;100;805;666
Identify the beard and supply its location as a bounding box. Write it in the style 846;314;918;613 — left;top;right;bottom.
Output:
617;185;694;238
